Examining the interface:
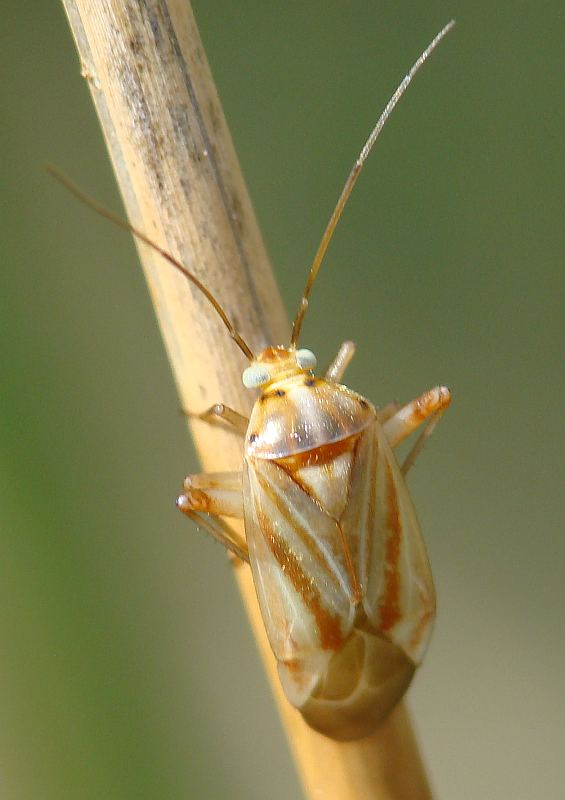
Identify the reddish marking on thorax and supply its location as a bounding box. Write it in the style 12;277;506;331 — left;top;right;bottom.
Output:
278;436;355;470
378;460;402;632
258;510;344;651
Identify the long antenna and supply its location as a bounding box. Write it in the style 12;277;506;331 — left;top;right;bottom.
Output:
290;20;455;346
47;166;255;361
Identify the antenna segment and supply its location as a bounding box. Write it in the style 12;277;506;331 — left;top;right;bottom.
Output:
290;20;455;346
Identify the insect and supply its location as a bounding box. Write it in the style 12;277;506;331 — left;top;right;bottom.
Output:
50;21;454;741
176;22;454;740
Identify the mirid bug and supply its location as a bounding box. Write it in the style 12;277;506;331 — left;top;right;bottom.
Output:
50;21;454;741
176;21;454;740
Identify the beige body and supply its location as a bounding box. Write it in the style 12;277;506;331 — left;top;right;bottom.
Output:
179;344;450;739
245;375;433;738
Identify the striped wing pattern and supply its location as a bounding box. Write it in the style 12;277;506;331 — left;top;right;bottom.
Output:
243;449;357;707
352;420;436;664
243;383;435;736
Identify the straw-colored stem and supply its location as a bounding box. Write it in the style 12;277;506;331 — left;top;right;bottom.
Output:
59;2;433;797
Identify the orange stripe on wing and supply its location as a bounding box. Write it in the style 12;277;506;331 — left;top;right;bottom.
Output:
254;467;343;593
257;510;345;651
278;438;363;602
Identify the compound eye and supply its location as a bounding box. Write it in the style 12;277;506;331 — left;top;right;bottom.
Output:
296;348;317;371
242;365;271;389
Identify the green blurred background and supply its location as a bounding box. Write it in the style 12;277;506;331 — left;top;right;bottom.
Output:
1;2;562;798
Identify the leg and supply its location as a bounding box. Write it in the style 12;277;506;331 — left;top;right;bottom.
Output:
179;509;249;563
382;386;451;476
180;471;243;516
182;403;248;435
325;341;356;382
176;470;249;562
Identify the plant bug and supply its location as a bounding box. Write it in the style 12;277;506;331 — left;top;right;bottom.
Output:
50;21;454;741
176;21;454;740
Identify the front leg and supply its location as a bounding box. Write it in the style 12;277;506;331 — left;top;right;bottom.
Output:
177;470;248;562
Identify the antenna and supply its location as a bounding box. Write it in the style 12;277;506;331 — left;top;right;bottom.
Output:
290;20;455;346
47;166;255;361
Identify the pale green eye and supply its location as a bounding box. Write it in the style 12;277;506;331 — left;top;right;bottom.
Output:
242;365;270;389
296;349;317;371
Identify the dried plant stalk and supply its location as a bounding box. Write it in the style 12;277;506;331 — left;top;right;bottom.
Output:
59;1;433;797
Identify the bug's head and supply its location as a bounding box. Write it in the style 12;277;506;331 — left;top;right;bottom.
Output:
241;345;317;390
